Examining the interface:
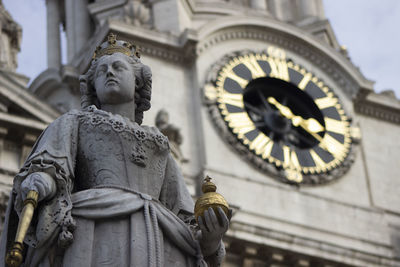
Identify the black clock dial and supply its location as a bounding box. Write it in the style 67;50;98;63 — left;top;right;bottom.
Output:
243;77;325;149
205;47;353;184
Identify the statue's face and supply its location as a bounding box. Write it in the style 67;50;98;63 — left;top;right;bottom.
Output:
94;53;135;105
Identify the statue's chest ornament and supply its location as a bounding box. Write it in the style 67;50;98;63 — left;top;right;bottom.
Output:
79;106;169;167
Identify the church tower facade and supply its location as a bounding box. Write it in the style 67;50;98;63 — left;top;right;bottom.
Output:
12;0;400;266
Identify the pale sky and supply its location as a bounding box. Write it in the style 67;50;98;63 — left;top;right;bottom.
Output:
3;0;400;97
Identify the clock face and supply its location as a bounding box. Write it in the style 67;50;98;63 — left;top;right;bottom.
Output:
204;47;356;184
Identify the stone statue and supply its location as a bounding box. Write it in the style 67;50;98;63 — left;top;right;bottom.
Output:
0;33;229;267
155;109;188;164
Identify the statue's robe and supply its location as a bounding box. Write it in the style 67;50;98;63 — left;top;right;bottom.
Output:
0;106;220;267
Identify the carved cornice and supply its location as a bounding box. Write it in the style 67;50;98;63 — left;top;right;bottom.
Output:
0;167;16;177
0;70;59;124
80;21;198;68
0;112;48;131
227;221;399;267
354;88;400;124
199;27;359;97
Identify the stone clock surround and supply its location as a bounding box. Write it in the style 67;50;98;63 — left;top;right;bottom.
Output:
202;49;358;185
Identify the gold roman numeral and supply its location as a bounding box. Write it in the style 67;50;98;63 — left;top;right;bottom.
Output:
243;54;266;79
283;146;301;170
324;118;349;135
315;96;338;109
267;58;289;81
310;149;326;170
225;112;255;135
218;92;244;108
320;134;347;159
249;133;269;154
262;140;274;159
248;133;274;159
223;69;249;88
298;72;312;90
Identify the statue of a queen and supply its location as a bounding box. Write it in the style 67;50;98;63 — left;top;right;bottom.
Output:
0;33;229;267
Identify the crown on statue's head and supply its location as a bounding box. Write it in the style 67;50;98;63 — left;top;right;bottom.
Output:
92;33;141;60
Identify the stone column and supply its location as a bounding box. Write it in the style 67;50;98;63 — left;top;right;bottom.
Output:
65;0;91;63
0;127;7;160
0;127;7;173
74;0;91;56
249;0;267;11
267;0;294;21
46;0;61;69
65;0;75;62
297;0;324;20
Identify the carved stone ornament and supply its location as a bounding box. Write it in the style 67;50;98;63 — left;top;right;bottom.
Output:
123;0;152;27
155;109;188;164
203;49;360;185
196;26;365;98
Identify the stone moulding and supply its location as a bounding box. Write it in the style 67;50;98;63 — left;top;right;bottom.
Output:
202;50;359;186
228;221;400;267
108;20;197;64
354;88;400;125
197;25;361;98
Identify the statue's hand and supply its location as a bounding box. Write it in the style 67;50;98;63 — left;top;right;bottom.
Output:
198;207;231;256
21;172;57;202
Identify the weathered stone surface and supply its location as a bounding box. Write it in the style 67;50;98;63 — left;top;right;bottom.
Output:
0;36;229;266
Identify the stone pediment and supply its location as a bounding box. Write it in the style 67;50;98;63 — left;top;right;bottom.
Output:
0;69;60;132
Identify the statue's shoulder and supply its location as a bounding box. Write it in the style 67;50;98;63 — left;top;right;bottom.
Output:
139;124;170;151
141;124;163;136
49;107;106;129
50;109;82;126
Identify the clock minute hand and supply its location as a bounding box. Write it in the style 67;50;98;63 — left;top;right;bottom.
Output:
267;97;325;134
267;97;295;119
267;97;333;152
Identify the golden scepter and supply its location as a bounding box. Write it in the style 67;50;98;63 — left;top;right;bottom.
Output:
6;190;39;267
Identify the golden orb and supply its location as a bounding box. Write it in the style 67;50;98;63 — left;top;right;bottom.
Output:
194;176;229;223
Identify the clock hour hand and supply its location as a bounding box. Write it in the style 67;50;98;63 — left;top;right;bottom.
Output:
267;97;325;134
267;97;335;152
292;116;324;133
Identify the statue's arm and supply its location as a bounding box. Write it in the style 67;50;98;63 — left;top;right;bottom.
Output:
9;111;80;248
160;153;228;266
14;111;79;203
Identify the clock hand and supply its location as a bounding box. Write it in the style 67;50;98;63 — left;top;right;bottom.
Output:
267;97;294;119
292;116;325;133
257;90;272;111
244;101;263;115
267;97;325;133
267;97;333;152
